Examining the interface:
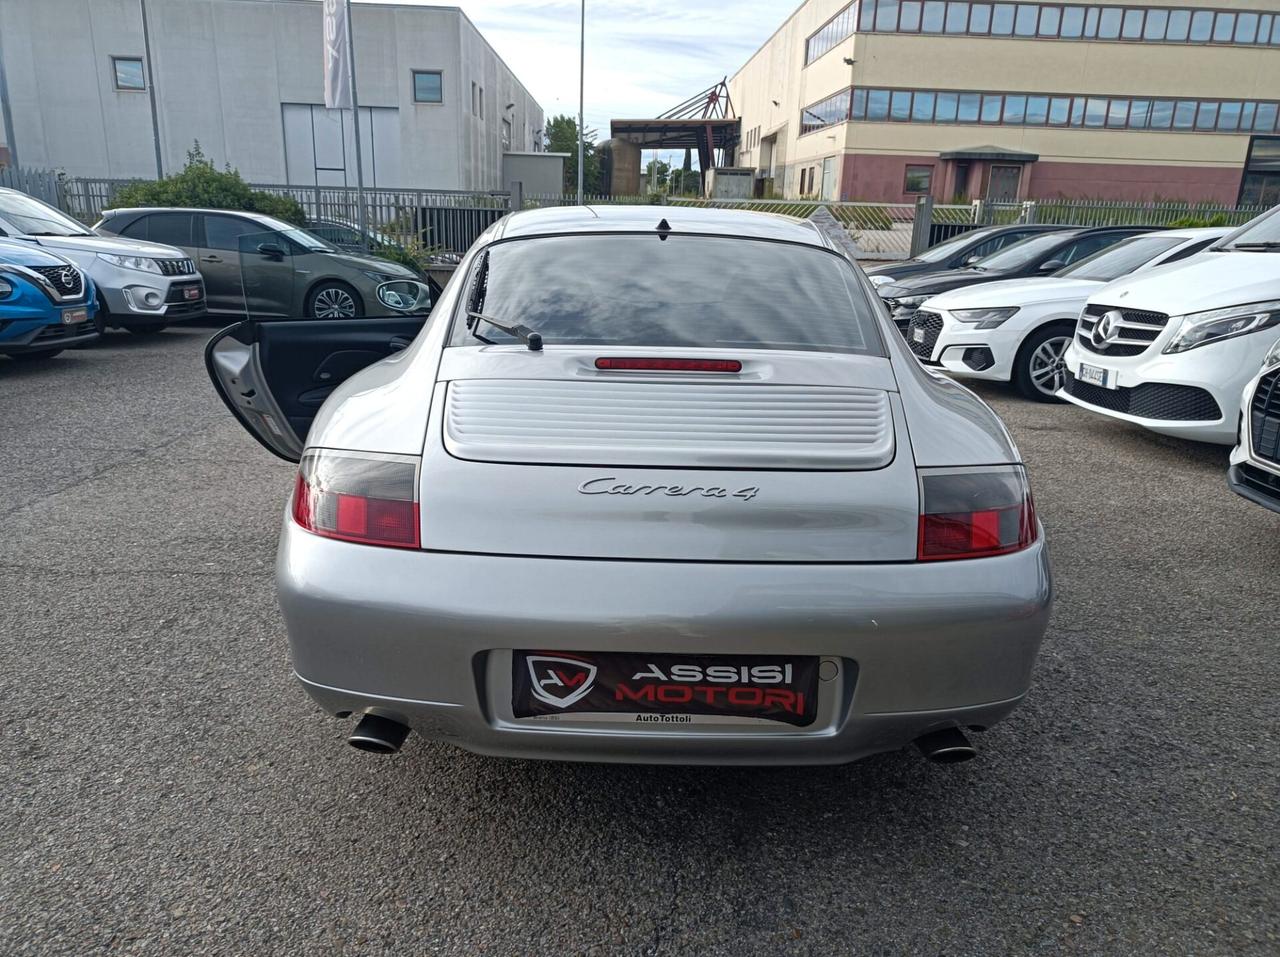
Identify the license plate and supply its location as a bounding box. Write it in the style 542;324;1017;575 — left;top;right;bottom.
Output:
1078;362;1115;389
183;286;201;301
512;651;820;727
912;326;926;343
61;307;87;325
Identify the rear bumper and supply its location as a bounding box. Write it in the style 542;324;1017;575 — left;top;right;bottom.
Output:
277;520;1053;765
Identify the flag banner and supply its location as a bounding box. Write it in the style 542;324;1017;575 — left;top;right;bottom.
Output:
323;0;352;110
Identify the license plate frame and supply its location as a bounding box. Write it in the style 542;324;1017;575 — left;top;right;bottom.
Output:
183;286;201;301
511;650;822;728
61;307;88;325
1078;362;1115;389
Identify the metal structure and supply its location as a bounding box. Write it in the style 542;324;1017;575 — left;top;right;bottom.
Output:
610;79;741;192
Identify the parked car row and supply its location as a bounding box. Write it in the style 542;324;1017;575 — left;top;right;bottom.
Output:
872;207;1280;516
0;187;427;362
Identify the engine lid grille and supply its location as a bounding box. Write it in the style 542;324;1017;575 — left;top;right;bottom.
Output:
444;379;895;470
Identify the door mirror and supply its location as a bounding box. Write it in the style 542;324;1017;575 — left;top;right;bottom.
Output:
1039;259;1066;273
961;253;983;266
256;242;287;261
376;280;433;314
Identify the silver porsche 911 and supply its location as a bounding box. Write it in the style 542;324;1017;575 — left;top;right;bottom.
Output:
207;206;1052;766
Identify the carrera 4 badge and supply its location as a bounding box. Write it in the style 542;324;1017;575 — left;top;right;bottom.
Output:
578;477;759;501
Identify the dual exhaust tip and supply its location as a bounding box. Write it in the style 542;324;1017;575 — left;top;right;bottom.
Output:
346;713;976;764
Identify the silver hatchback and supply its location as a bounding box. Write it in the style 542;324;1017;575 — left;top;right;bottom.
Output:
207;206;1052;766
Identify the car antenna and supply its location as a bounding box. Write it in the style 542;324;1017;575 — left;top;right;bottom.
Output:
656;218;671;233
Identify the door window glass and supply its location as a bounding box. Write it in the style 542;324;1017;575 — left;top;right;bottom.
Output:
204;215;263;252
146;212;194;247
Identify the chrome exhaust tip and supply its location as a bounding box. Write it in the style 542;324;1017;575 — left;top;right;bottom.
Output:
915;727;977;764
347;713;410;754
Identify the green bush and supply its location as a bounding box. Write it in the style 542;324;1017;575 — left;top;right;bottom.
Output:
111;143;306;225
1165;213;1231;228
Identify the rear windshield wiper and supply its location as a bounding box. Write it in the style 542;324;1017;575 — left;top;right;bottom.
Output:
467;311;543;351
1228;241;1280;251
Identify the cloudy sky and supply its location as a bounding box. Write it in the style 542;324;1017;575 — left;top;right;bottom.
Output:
359;0;788;158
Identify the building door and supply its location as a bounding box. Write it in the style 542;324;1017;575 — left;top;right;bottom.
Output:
988;165;1021;201
821;157;838;201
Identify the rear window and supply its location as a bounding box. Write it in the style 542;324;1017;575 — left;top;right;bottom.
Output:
450;234;885;356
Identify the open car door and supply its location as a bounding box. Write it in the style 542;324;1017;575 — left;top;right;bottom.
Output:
205;271;434;462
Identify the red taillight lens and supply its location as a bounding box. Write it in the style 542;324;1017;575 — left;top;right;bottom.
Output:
595;357;743;373
291;450;420;549
917;466;1037;561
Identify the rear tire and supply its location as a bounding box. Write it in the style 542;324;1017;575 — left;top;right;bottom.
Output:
1013;322;1074;402
306;281;364;319
9;349;63;362
122;324;167;335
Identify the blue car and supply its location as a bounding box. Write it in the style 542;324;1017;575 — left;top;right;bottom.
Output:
0;239;99;361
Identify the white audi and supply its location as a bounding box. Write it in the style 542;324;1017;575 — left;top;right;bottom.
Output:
907;228;1226;401
1059;207;1280;444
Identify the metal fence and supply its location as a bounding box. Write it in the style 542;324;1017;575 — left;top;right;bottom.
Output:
10;172;1274;261
0;165;62;206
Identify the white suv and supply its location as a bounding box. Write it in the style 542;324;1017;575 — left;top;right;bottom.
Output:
914;228;1226;401
1059;207;1280;444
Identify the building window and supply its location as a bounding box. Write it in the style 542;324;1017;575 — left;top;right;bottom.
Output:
112;56;145;91
1240;136;1280;205
501;119;512;150
803;83;1280;137
852;0;1280;48
412;70;443;103
904;165;934;193
471;82;478;116
479;87;485;119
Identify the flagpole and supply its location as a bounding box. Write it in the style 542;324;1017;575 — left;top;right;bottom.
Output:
576;0;585;205
344;0;368;249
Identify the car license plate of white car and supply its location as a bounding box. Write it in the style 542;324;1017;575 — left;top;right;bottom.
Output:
183;286;201;300
912;326;926;343
1078;363;1116;389
61;307;88;325
511;651;820;727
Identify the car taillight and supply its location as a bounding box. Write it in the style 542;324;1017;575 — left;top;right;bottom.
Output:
292;450;420;549
917;466;1037;561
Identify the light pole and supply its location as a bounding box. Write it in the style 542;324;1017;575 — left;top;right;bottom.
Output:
140;0;164;177
577;0;585;204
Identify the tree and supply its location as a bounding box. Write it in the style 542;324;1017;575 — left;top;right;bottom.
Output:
643;159;671;191
544;115;602;195
112;143;306;224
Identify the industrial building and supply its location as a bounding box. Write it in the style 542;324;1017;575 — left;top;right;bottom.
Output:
729;0;1280;203
0;0;544;192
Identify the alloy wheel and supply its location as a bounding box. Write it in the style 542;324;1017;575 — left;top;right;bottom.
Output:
313;287;357;318
1028;335;1071;397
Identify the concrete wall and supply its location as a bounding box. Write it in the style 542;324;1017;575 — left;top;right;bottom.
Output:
729;0;1279;202
0;0;543;190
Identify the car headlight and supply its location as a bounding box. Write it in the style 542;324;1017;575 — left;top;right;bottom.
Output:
950;307;1019;330
1263;335;1280;370
360;269;401;283
1164;300;1280;354
0;277;12;299
867;274;894;287
97;253;163;274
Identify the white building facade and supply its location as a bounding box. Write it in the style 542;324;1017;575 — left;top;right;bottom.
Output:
0;0;544;191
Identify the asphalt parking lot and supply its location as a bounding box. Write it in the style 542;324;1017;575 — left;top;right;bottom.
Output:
2;326;1276;956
